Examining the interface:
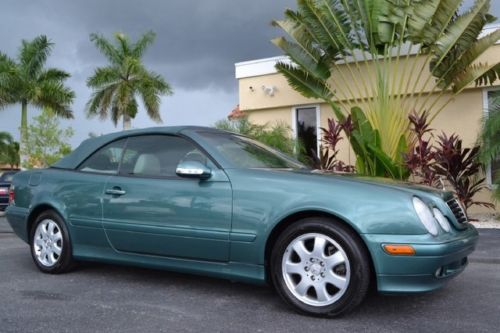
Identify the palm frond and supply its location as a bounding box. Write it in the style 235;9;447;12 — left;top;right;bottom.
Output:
85;83;117;120
271;37;330;80
87;66;122;88
438;28;500;88
132;31;156;58
19;35;53;78
90;33;122;65
114;32;131;56
422;0;462;46
452;62;498;92
296;0;346;53
138;82;162;123
275;61;334;101
37;68;70;83
33;81;75;119
431;0;490;70
404;0;441;41
271;18;324;62
474;63;500;86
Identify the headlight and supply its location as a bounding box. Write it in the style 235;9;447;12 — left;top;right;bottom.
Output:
412;197;438;236
433;208;451;232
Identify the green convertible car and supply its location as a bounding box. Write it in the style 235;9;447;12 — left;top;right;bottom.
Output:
5;126;478;317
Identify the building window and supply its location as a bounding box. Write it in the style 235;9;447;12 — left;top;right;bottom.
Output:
295;107;318;161
486;89;500;187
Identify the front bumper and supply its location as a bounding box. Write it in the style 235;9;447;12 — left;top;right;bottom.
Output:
362;224;479;294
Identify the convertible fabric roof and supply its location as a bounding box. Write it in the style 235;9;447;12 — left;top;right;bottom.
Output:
51;126;222;169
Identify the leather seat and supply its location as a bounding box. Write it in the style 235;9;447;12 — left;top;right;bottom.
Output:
133;154;161;175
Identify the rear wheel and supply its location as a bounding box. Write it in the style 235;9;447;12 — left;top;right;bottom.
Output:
30;210;74;274
270;218;371;317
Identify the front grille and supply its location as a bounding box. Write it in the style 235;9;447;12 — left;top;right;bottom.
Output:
447;198;468;224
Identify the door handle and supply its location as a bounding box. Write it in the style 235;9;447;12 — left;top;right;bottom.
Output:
105;188;126;196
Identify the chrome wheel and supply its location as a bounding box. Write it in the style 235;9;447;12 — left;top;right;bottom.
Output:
33;219;63;267
282;233;350;307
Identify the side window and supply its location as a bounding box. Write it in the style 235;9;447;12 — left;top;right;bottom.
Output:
119;135;213;178
78;139;127;174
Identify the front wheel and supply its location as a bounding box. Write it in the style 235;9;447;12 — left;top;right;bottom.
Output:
30;210;74;274
270;218;371;317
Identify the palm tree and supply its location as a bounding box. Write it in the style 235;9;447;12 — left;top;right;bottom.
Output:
0;132;20;169
0;36;75;155
86;31;172;130
272;0;500;177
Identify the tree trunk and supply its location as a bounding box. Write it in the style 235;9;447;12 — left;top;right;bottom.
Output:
123;114;131;130
20;101;28;168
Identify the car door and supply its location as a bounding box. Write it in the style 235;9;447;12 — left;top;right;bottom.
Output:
70;138;127;230
102;134;232;262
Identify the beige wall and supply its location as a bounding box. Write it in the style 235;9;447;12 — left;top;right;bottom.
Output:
237;46;500;213
239;44;500;112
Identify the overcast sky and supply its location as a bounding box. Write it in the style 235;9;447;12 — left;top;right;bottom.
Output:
0;0;498;146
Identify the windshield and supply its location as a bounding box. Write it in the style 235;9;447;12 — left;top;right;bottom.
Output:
199;132;307;169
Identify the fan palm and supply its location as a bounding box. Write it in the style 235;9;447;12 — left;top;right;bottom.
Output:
0;36;75;158
86;31;172;130
272;0;500;177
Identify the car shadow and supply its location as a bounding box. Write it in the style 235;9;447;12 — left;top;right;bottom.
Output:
72;260;448;318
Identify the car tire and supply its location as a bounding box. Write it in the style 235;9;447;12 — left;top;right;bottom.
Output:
29;209;74;274
270;217;371;317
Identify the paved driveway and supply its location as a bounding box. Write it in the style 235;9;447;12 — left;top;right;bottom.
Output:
0;215;499;333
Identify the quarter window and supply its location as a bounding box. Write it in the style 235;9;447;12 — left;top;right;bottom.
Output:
78;139;127;174
119;135;212;178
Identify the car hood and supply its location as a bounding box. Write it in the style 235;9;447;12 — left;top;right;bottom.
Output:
290;169;454;202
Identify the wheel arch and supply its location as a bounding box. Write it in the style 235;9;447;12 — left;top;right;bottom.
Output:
26;203;67;243
263;210;377;287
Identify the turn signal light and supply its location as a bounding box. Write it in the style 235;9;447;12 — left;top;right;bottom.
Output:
383;244;415;256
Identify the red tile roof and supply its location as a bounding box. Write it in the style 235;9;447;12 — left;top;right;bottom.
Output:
227;104;245;120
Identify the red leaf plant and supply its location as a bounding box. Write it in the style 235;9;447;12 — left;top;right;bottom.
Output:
318;116;355;173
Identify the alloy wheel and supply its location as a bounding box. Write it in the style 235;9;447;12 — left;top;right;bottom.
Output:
281;232;351;306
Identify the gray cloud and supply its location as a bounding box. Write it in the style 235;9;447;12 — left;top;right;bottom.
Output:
0;0;498;146
1;0;297;91
1;0;498;91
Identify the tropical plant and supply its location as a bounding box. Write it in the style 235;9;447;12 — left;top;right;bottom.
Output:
433;133;494;211
86;31;172;130
478;95;500;200
319;117;355;172
404;110;438;186
214;117;307;161
272;0;500;178
214;117;263;137
348;107;409;178
403;110;494;211
0;132;20;169
21;108;74;168
0;35;75;158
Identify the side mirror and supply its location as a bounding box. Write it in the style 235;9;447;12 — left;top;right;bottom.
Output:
176;160;212;180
